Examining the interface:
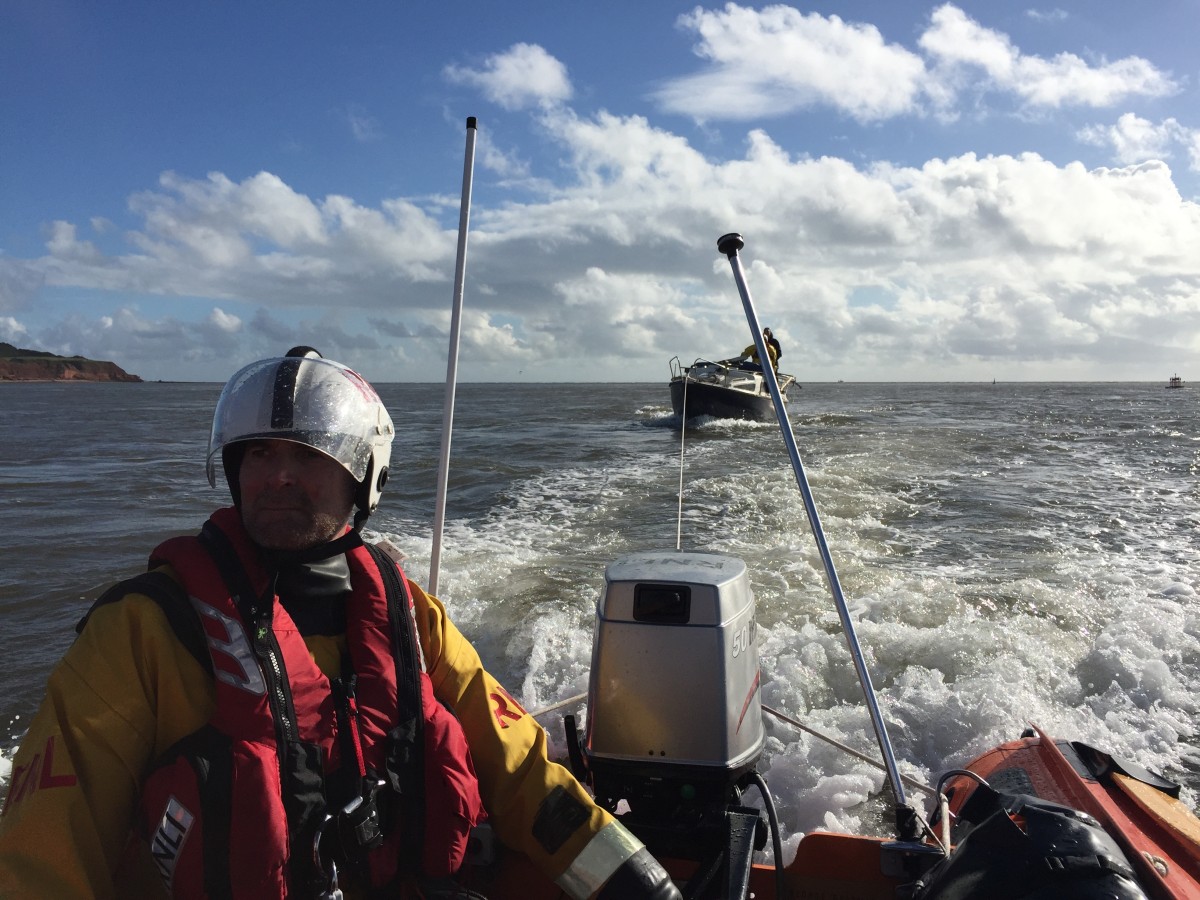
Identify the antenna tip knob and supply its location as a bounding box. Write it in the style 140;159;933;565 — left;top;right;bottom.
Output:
717;233;744;256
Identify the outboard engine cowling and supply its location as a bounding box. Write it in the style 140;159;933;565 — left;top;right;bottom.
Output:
573;551;766;866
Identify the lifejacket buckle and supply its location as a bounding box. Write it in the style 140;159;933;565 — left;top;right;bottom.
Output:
317;870;343;900
337;780;386;853
313;813;344;900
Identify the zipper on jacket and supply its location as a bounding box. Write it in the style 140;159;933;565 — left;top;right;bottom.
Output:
263;632;296;742
248;582;298;745
197;519;327;895
199;522;300;744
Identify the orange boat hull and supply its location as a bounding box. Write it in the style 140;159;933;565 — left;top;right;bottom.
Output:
458;725;1199;899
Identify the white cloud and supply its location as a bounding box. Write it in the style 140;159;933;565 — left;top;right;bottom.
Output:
46;221;104;263
443;43;572;111
652;4;1177;124
655;4;927;122
17;109;1200;382
0;257;44;312
344;104;381;142
1025;8;1069;23
920;4;1177;109
1187;133;1200;172
35;307;191;364
0;315;29;343
135;170;328;251
37;171;453;312
1078;113;1198;168
476;132;533;181
457;309;530;362
209;307;242;333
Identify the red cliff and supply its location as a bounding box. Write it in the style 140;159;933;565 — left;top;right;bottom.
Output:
0;343;142;382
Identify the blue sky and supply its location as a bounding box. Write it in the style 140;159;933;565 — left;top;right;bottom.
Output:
3;0;1199;382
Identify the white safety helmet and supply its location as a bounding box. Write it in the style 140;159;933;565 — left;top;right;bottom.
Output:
206;348;395;524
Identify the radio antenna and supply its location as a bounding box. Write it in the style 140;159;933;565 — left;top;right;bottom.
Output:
429;117;477;596
717;232;920;842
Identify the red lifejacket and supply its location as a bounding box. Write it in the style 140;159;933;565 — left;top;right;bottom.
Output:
136;508;484;899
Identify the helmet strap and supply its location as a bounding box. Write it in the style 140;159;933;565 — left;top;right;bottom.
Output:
261;529;364;569
353;459;386;531
222;444;247;508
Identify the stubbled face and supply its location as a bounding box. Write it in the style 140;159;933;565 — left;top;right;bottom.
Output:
238;439;356;551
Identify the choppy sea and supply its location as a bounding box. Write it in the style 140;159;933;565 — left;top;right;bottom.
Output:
1;379;1197;859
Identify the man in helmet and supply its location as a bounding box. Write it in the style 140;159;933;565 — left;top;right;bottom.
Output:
0;349;681;900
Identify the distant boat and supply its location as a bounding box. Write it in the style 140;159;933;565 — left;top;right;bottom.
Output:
1167;374;1184;389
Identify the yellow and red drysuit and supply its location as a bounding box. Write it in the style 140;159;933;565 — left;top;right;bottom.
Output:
0;510;642;899
740;343;778;370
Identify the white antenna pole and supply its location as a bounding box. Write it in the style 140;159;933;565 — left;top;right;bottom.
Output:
429;117;477;596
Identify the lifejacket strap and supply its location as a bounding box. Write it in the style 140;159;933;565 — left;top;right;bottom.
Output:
364;541;427;876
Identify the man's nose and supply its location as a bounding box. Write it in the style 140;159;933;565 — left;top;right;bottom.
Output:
267;457;301;486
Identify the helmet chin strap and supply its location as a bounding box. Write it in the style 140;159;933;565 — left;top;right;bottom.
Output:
353;458;384;532
261;529;364;569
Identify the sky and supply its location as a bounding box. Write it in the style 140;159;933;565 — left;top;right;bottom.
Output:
3;0;1200;383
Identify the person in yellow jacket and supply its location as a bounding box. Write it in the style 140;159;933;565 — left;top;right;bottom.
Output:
763;328;781;372
0;348;680;900
739;328;777;374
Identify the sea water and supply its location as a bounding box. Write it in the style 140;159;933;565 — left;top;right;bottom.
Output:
1;380;1197;860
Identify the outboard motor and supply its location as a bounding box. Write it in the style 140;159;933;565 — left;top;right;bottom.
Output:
565;551;772;898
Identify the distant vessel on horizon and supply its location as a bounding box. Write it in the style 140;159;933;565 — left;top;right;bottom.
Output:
1167;373;1184;389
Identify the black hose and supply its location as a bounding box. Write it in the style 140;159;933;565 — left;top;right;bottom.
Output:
748;771;786;900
